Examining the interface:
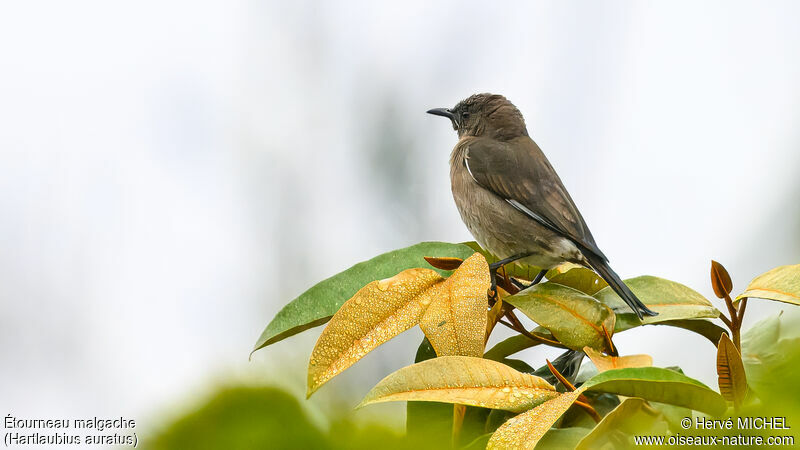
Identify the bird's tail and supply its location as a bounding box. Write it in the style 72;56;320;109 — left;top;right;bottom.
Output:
583;251;658;319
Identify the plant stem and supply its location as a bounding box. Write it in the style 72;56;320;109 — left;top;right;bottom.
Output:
722;293;746;351
719;313;733;329
497;316;566;349
737;297;748;323
574;400;602;423
723;293;738;328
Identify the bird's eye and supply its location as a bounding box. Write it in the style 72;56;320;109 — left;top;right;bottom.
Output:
461;111;470;120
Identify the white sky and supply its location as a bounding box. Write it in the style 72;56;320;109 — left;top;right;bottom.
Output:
1;0;798;441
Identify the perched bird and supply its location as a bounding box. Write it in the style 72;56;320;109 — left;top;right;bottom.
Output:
428;93;656;319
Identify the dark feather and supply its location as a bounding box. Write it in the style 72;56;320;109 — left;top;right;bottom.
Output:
464;135;658;319
583;251;658;319
464;136;607;260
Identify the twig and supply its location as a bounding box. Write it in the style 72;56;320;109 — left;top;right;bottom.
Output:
574;400;602;423
723;293;738;328
737;297;748;323
718;313;733;329
497;315;566;349
546;359;577;391
506;311;566;348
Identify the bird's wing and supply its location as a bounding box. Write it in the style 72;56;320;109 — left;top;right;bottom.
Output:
464;136;608;261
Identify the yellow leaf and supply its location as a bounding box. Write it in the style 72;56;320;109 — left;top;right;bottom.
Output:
420;253;490;357
307;268;443;397
486;298;504;343
736;264;800;306
307;252;491;397
583;346;653;372
487;389;585;450
717;333;747;410
359;356;557;412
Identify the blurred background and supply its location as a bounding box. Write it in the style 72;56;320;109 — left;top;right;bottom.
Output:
1;0;799;447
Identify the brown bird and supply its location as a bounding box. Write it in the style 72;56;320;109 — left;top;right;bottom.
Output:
428;93;656;319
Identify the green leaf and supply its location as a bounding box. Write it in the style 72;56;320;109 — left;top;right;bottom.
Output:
252;241;476;354
407;338;451;445
484;319;723;365
740;312;800;402
546;263;608;295
506;283;615;352
536;427;590;449
655;319;727;346
582;367;727;416
649;401;693;432
576;398;669;450
462;433;492;450
736;264;800;306
462;241;543;281
594;276;719;332
499;358;536;374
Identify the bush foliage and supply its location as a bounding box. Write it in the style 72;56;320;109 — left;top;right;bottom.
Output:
250;241;800;449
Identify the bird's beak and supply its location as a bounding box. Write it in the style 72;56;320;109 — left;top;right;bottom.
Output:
426;108;455;121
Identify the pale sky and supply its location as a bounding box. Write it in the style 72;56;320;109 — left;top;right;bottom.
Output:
1;0;798;441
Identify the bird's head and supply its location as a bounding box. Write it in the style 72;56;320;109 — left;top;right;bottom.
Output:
427;93;528;140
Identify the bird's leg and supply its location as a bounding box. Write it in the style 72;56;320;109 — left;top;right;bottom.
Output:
488;253;532;299
508;268;548;291
510;278;528;290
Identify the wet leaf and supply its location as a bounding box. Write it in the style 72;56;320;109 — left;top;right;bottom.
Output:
506;283;616;352
576;398;669;450
486;389;585;450
582;367;727;416
546;263;608;295
717;333;747;410
307;253;490;396
485;298;504;343
307;268;443;396
359;356;558;413
253;241;476;353
462;241;543;281
594;276;719;332
710;260;734;299
736;264;800;306
419;253;490;357
583;346;653;372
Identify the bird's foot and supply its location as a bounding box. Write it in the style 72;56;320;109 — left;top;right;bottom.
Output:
509;269;548;291
488;269;499;302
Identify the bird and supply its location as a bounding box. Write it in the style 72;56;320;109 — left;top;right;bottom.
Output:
427;93;657;319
